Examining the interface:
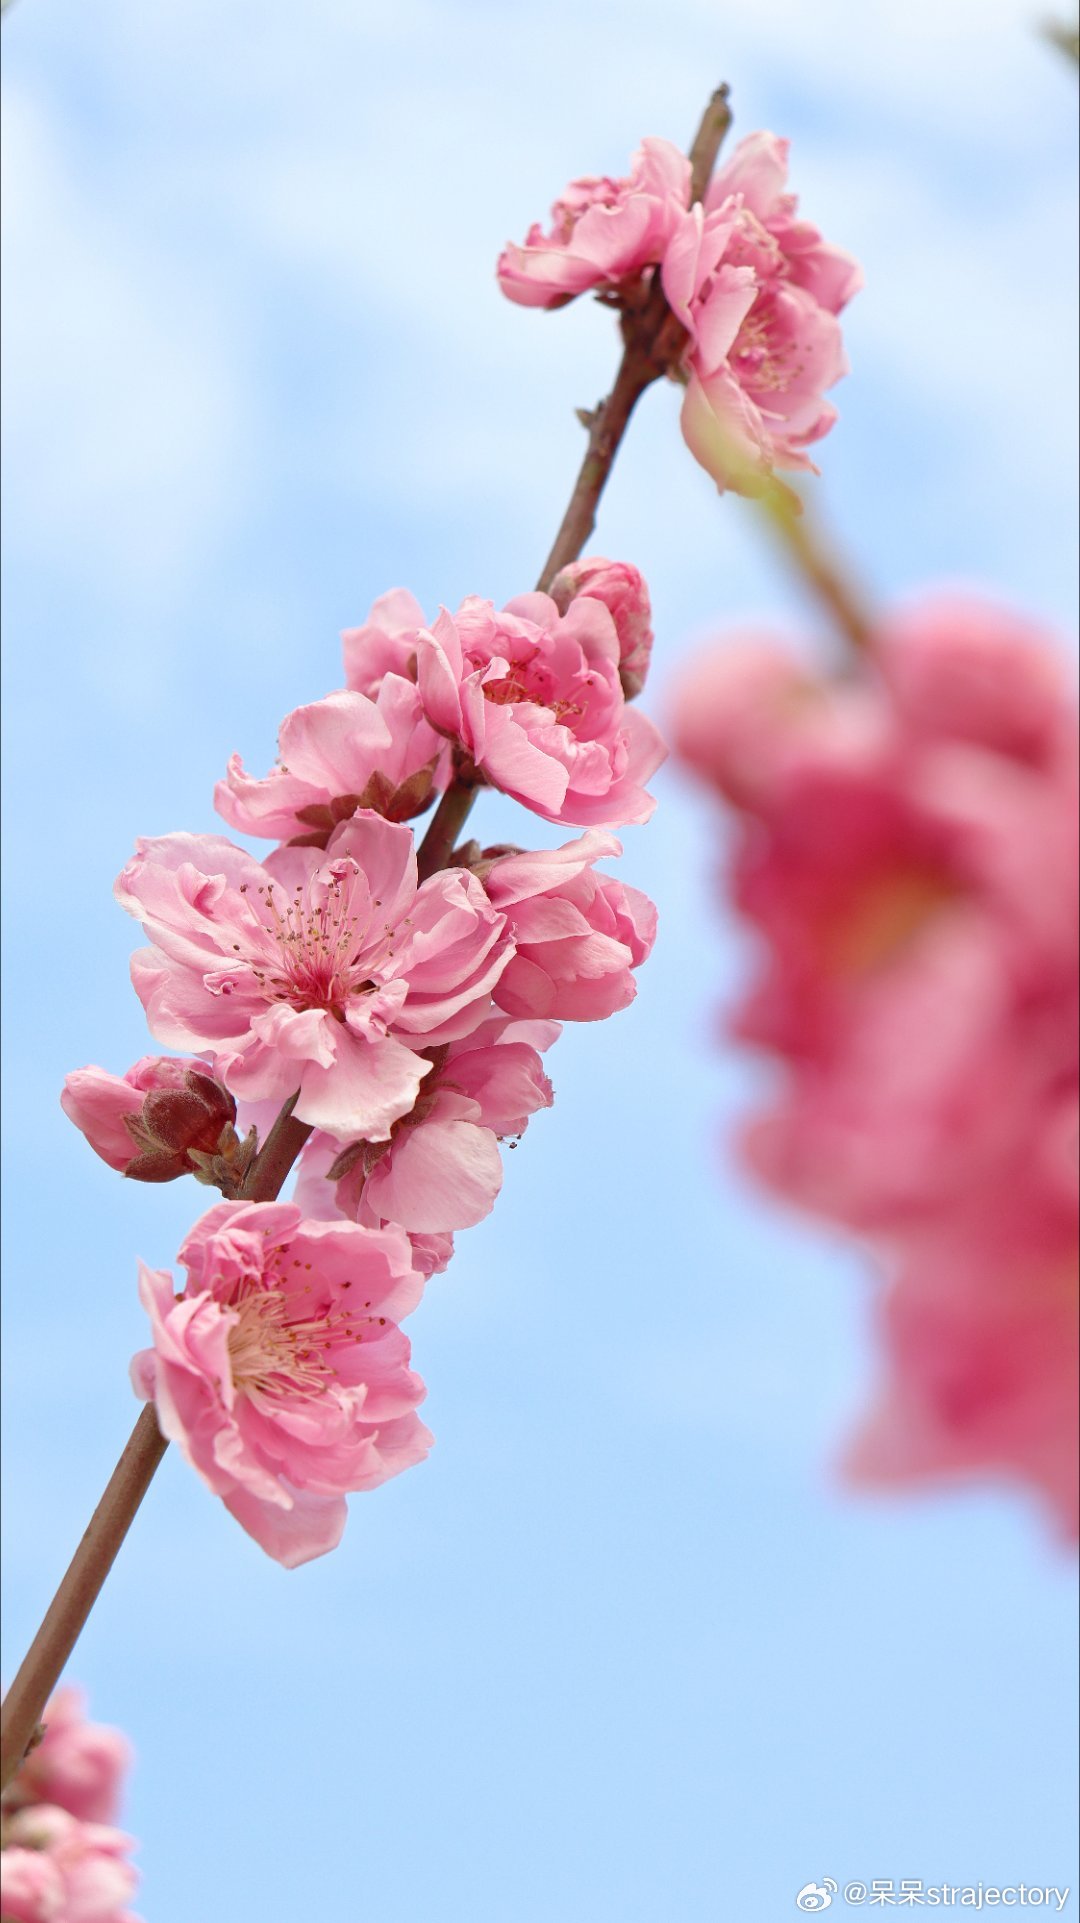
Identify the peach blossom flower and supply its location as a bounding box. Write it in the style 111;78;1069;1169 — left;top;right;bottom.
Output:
674;595;1078;1529
482;832;657;1022
131;1200;431;1565
2;1689;130;1827
497;138;690;309
0;1805;141;1923
215;683;448;846
116;812;512;1141
416;590;665;827
295;1013;558;1236
663;132;860;492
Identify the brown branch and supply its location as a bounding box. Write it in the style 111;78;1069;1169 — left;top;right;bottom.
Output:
238;1093;313;1202
1;1093;315;1790
0;1407;168;1794
416;774;480;881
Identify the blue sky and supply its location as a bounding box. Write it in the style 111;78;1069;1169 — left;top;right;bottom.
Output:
2;3;1077;1918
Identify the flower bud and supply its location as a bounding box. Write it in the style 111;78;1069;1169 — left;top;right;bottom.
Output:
548;557;653;698
61;1058;239;1183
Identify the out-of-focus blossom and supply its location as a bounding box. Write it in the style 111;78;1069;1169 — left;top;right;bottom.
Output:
497;138;690;309
215;683;448;846
478;832;658;1021
549;557;654;699
295;1013;558;1236
845;1183;1079;1537
60;1058;237;1183
416;589;665;827
115;812;512;1142
2;1689;130;1827
131;1200;430;1565
664;132;860;492
674;595;1078;1530
1;1805;141;1923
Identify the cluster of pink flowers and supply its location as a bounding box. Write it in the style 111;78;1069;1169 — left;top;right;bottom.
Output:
64;560;660;1565
498;131;860;494
674;597;1079;1534
0;1688;140;1923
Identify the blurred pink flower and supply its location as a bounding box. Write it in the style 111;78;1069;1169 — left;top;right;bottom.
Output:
1;1805;141;1923
674;595;1078;1529
482;832;658;1021
663;132;860;492
549;556;654;699
295;1013;558;1236
497;137;690;309
215;683;448;845
60;1058;235;1182
2;1689;130;1827
131;1199;431;1565
115;812;511;1141
846;1184;1078;1537
416;589;665;826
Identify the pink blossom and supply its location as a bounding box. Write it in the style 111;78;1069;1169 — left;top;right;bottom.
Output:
703;132;862;315
341;588;426;698
416;590;665;827
663;132;859;492
295;1013;558;1235
131;1200;431;1565
2;1689;130;1826
845;1187;1079;1538
497;137;691;309
549;557;654;699
1;1806;141;1923
480;832;657;1021
61;1058;236;1182
672;636;888;814
876;595;1076;771
215;681;448;846
674;596;1078;1527
115;811;512;1141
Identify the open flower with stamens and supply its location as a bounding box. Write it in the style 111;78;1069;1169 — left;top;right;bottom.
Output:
662;131;860;492
131;1200;431;1565
416;589;665;826
115;812;513;1141
215;681;449;847
295;1013;558;1236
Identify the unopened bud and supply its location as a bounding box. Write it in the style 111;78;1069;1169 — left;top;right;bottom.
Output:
62;1058;240;1185
549;556;653;699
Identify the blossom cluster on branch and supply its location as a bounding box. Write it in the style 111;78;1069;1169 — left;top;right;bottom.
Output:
63;562;661;1565
0;1689;140;1923
498;129;861;494
674;597;1079;1534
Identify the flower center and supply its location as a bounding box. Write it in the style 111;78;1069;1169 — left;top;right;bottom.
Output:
223;1259;380;1400
239;865;397;1016
732;306;795;394
469;645;583;724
